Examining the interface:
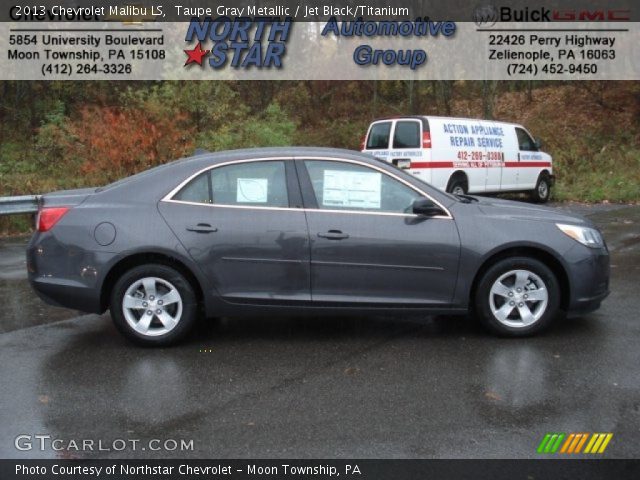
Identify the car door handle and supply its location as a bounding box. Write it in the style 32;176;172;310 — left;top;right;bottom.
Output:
318;230;349;240
186;223;218;233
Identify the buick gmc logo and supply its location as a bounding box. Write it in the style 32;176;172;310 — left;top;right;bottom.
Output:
473;5;498;27
472;5;631;24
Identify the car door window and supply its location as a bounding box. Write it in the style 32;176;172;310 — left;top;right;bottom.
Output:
304;160;421;214
173;161;289;208
366;122;392;149
516;127;536;151
393;121;421;148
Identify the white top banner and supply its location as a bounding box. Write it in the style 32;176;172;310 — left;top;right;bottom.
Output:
1;21;638;80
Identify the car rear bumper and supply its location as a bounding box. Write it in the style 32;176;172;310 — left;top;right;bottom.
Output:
26;232;107;314
29;276;103;313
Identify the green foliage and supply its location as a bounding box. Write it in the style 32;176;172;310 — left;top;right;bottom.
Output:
34;99;75;170
0;80;638;235
0;215;33;236
198;101;297;151
553;140;640;203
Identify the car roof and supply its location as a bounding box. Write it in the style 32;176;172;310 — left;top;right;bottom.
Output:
191;146;373;161
100;147;382;192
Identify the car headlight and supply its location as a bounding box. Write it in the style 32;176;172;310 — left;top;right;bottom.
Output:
556;223;604;248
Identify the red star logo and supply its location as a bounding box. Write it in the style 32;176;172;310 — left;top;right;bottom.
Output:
184;42;210;66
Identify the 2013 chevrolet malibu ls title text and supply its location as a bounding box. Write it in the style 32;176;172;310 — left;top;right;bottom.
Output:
27;148;610;346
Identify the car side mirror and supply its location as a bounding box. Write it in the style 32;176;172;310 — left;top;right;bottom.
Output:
412;198;444;217
533;139;542;150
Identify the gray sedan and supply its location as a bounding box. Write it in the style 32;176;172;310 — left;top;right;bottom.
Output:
27;148;610;345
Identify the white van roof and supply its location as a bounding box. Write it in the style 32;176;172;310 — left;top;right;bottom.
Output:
370;116;522;129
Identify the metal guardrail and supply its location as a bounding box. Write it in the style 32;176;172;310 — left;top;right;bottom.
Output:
0;195;40;215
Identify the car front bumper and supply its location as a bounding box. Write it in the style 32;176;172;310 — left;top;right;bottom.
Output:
565;244;610;316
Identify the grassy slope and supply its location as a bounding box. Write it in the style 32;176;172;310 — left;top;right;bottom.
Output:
450;82;640;202
1;83;639;235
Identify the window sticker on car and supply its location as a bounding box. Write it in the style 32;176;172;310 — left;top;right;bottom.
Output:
323;170;381;209
237;178;268;203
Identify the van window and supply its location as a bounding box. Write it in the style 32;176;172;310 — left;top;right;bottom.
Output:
516;127;536;151
393;121;421;148
366;122;391;149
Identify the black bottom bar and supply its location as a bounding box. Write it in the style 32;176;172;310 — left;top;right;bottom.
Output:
2;459;640;480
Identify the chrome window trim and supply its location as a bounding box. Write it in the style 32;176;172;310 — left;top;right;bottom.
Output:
161;156;453;220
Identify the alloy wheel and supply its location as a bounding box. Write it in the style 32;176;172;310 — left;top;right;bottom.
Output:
489;269;549;328
122;277;183;336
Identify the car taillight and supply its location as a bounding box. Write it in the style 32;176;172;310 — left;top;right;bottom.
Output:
359;135;366;150
422;132;432;148
37;207;69;232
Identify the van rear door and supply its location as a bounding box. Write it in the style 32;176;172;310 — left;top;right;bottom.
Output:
390;119;423;171
363;121;393;161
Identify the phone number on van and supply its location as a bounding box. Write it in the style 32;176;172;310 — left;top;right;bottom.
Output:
507;63;597;76
457;151;505;162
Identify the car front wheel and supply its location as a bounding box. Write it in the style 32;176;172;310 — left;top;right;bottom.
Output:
475;257;560;336
110;264;198;346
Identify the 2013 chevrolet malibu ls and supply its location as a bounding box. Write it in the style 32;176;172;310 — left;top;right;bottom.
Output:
27;147;610;346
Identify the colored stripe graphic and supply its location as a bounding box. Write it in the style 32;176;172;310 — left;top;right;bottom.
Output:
537;434;552;453
409;161;552;169
537;433;565;453
539;433;613;454
584;433;614;454
560;433;588;453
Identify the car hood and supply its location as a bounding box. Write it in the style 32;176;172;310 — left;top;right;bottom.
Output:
469;197;593;226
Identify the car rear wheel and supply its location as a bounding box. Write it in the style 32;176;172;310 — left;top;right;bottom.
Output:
110;264;198;346
531;173;551;203
474;257;560;336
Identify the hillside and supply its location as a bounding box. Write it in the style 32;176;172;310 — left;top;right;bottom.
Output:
0;80;638;234
450;82;639;202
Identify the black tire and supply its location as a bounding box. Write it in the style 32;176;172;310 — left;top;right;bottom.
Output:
531;173;551;203
474;256;560;337
447;176;468;195
110;264;198;346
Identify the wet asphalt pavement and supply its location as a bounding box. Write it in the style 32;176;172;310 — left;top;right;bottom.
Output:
0;203;639;459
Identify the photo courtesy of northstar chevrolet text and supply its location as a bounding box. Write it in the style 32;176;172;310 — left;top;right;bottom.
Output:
0;0;639;479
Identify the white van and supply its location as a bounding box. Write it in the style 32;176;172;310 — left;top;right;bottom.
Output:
361;116;554;202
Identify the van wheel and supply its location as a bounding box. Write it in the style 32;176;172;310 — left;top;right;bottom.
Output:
531;174;551;203
110;264;198;346
474;257;560;337
447;177;468;195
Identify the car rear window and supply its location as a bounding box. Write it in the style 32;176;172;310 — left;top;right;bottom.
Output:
393;121;421;148
173;161;289;208
366;122;391;149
